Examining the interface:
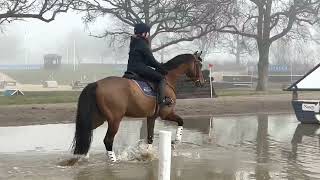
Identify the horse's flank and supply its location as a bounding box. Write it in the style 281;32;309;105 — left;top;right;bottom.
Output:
96;77;157;118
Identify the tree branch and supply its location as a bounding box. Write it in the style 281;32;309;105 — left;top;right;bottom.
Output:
0;0;72;23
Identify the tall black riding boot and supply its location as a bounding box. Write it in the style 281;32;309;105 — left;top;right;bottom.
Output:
158;79;166;107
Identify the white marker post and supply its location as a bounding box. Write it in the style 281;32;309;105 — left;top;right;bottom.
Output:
209;64;213;98
158;131;172;180
73;39;76;72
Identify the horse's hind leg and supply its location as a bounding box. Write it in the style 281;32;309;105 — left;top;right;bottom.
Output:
147;117;156;145
104;120;120;162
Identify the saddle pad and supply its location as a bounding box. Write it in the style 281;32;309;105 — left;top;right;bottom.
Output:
133;80;156;97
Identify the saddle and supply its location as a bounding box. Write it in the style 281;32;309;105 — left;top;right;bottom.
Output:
123;71;157;97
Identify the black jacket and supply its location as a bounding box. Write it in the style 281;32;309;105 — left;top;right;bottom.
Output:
127;36;162;71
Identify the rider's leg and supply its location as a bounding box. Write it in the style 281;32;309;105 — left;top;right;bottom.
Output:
158;78;168;106
130;66;169;105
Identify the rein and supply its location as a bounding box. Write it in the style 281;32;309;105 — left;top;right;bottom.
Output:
192;55;201;84
164;55;201;96
166;80;177;97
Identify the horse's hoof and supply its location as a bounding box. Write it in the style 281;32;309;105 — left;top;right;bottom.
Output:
171;140;176;145
147;144;153;150
172;140;181;144
171;140;180;150
171;144;176;150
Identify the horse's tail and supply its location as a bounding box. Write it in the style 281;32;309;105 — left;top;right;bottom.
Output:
72;82;98;155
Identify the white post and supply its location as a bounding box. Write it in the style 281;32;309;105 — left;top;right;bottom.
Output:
290;59;293;83
158;131;171;180
208;117;214;143
67;47;69;65
209;66;213;98
251;66;254;88
73;40;76;72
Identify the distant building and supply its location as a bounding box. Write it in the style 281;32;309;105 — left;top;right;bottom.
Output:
44;54;62;69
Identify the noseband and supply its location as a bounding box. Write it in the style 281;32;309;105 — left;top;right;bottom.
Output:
192;55;202;84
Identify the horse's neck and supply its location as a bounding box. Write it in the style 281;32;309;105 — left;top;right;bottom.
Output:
166;66;186;88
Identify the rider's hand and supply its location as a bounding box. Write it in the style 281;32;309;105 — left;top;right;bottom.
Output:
157;67;168;75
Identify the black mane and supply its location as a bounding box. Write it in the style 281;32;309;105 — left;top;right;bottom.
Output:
162;54;194;70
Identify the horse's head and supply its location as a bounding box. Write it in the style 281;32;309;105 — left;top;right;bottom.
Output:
162;51;205;87
186;51;205;87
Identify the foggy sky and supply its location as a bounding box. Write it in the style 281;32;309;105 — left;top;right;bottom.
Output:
2;11;319;66
0;12;111;64
0;11;237;65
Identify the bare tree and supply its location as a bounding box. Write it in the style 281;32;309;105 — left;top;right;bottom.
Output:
0;0;72;24
73;0;232;52
271;38;291;65
193;33;220;59
211;0;320;91
218;34;255;65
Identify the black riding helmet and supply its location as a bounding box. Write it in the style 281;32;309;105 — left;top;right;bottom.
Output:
134;23;151;34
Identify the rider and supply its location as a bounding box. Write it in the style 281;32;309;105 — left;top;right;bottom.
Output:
127;23;171;107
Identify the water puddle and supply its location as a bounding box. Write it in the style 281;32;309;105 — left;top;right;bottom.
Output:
1;114;320;179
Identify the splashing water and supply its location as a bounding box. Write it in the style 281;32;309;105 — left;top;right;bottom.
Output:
118;140;158;162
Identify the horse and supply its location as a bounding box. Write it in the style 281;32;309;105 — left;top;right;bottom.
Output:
72;51;205;162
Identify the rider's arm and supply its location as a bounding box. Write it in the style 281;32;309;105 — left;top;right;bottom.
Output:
137;40;162;70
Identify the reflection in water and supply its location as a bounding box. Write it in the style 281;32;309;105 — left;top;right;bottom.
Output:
291;124;320;159
1;114;320;179
286;123;320;179
74;163;157;180
255;114;270;180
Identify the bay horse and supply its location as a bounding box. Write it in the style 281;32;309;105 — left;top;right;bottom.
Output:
72;51;205;162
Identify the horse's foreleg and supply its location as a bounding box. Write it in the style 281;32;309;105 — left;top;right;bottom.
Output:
104;120;120;162
162;113;184;143
147;117;156;145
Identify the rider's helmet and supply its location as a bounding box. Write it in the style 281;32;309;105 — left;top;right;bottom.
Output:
134;23;151;35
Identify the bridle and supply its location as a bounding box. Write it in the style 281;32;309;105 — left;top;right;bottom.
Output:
191;55;202;84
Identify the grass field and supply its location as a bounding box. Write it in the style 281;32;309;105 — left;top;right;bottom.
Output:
0;91;80;105
0;89;296;106
2;64;126;85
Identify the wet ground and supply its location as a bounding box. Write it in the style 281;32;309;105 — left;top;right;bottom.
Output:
1;114;320;180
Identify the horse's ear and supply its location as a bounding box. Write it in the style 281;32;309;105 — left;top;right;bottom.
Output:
194;51;198;56
199;51;202;57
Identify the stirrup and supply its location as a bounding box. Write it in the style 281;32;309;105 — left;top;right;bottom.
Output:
160;97;174;106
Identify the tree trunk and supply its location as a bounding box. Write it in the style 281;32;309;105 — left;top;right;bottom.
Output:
256;41;270;91
235;47;241;65
235;35;241;65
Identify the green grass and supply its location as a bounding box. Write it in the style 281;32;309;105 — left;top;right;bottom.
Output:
0;91;80;105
